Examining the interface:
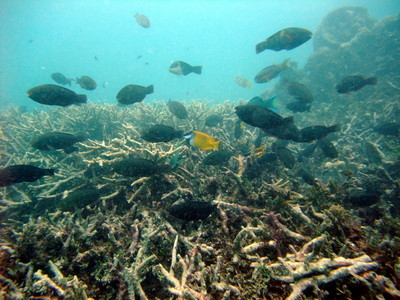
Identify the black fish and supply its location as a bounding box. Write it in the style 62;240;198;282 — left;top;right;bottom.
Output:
58;188;101;212
286;101;311;113
297;167;315;185
27;84;87;107
31;132;85;153
203;150;233;166
169;61;202;76
283;81;313;103
373;122;400;136
272;142;296;169
317;139;338;158
168;200;216;220
51;73;72;86
296;125;340;143
112;158;170;177
0;165;54;187
235;105;293;129
335;76;377;93
116;84;154;105
346;190;380;207
76;76;97;90
256;27;312;53
167;100;188;119
205;114;223;127
141;125;183;143
298;142;318;162
254;59;291;83
362;141;383;164
262;122;300;141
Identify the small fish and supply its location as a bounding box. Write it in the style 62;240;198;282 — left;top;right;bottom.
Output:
51;72;73;86
235;105;293;129
169;61;202;76
31;132;86;153
247;95;279;112
0;165;54;187
184;131;220;151
373;122;400;136
134;13;151;28
282;81;313;103
167;100;188;119
76;76;97;90
112;158;170;177
205;114;223;127
168;199;216;220
335;75;377;93
297;166;315;185
317;138;338;158
256;27;312;53
254;59;291;83
244;145;266;158
203;150;233;166
235;76;252;89
116;84;154;105
296;125;340;143
141;125;183;143
27;84;87;107
286;101;311;113
272;142;296;169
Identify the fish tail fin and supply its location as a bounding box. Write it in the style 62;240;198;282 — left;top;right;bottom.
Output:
192;66;202;74
329;124;341;133
76;94;87;104
282;59;291;69
256;41;267;54
247;82;252;89
146;85;154;94
213;140;221;151
366;77;378;85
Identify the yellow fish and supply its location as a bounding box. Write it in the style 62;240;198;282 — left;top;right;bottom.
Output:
184;131;220;151
235;76;252;89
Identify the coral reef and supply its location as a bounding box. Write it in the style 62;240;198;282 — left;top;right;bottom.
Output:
0;6;399;299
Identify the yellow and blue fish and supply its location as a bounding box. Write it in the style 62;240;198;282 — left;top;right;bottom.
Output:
184;131;220;151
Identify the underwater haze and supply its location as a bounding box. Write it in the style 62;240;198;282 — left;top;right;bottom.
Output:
0;0;399;108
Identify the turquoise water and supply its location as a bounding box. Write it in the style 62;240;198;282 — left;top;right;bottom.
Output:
1;0;399;108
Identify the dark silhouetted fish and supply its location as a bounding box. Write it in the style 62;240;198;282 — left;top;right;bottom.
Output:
317;139;338;158
112;158;170;177
286;101;311;113
346;190;380;207
203;150;233;166
134;13;151;28
168;200;216;220
58;188;101;212
235;105;293;129
76;76;97;90
31;132;86;153
235;76;252;89
298;142;318;162
256;27;312;53
297;167;315;185
116;84;154;105
335;75;377;93
205;114;223;127
51;72;72;86
282;81;313;103
272;142;296;169
169;61;202;76
254;59;291;83
296;125;340;143
141;125;183;143
27;84;87;106
167;100;188;119
373;122;400;136
0;165;54;187
262;122;300;141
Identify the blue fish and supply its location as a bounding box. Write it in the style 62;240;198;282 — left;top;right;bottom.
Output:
247;95;279;112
